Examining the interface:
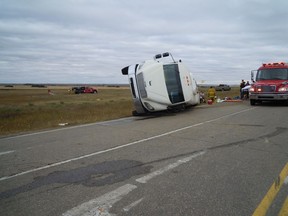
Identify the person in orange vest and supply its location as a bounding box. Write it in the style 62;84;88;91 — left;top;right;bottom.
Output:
207;86;216;102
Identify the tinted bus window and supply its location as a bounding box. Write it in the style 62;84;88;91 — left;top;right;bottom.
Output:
163;64;184;104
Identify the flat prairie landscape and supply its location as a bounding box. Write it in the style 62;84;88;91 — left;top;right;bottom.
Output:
0;85;241;136
0;85;133;136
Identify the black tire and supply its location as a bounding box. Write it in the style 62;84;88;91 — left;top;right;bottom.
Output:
132;110;139;116
250;99;256;105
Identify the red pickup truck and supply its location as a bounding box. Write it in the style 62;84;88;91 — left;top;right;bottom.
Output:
72;86;98;94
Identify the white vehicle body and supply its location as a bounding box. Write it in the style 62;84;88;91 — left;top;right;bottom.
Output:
121;53;200;115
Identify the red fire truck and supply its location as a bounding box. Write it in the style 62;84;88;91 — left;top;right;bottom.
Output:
249;62;288;105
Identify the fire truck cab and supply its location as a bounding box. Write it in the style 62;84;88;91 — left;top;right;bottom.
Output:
250;62;288;105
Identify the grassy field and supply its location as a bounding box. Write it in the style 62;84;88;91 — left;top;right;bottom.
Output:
0;85;241;136
0;85;133;136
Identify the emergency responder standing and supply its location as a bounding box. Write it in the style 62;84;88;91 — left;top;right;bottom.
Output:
207;86;216;102
240;79;246;99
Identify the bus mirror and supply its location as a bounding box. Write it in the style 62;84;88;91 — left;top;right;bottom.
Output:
122;66;129;75
251;70;257;82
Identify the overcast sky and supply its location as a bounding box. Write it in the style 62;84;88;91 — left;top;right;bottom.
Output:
0;0;287;85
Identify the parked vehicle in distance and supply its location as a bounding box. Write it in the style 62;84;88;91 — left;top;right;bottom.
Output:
249;62;288;105
72;86;98;94
215;84;231;91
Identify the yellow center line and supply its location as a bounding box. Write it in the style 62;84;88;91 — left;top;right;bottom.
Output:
278;196;288;216
252;163;288;216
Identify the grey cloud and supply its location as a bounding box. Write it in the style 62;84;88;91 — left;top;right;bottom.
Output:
0;0;287;84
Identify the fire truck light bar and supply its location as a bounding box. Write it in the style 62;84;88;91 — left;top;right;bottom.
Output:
262;62;286;67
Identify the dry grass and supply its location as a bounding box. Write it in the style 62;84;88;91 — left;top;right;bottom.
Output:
0;85;133;136
0;85;241;136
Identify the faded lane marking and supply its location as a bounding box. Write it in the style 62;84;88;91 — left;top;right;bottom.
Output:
252;162;288;216
62;152;204;215
62;184;137;216
123;198;144;212
0;107;256;182
0;150;15;156
136;150;205;183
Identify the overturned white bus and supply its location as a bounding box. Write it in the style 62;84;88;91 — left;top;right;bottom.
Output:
121;52;200;115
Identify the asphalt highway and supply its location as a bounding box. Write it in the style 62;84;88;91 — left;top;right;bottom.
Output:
0;101;287;216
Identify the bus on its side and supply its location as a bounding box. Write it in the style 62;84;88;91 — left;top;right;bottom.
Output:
121;52;200;115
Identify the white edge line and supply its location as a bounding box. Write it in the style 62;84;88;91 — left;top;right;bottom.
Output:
0;107;256;182
0;117;135;140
